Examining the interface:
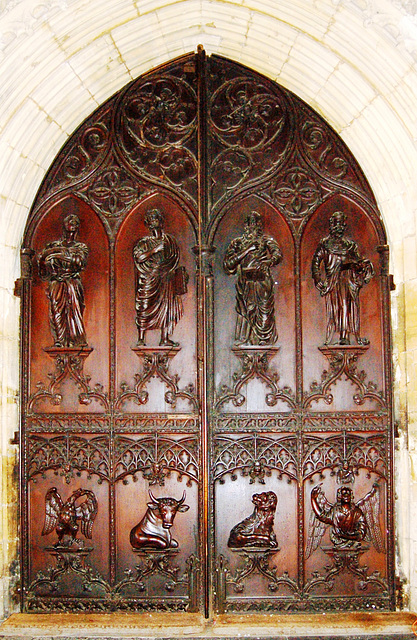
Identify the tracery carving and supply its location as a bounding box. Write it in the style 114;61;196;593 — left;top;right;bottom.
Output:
117;75;197;197
302;433;387;480
36;111;112;203
213;434;297;483
114;434;199;486
28;347;108;411
77;165;141;219
210;79;286;150
27;434;110;483
272;167;322;219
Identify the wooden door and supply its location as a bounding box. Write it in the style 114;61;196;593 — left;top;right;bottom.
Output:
18;49;395;615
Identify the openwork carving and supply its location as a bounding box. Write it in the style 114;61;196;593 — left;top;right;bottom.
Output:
312;212;374;347
36;111;112;204
27;435;110;483
216;554;299;600
304;346;385;409
301;121;349;181
21;52;394;614
216;346;295;411
213;434;297;483
114;434;199;486
210;78;285;150
302;433;387;481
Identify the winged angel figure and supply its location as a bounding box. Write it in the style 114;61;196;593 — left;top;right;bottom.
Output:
306;484;385;558
42;487;98;547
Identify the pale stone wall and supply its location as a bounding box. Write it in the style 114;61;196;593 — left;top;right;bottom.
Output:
1;0;417;617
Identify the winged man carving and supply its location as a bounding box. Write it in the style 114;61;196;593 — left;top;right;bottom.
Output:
306;483;385;558
42;487;98;547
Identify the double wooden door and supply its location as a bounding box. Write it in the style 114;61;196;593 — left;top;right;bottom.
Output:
19;49;395;615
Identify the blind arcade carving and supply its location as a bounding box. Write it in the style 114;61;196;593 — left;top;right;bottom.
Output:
18;50;394;615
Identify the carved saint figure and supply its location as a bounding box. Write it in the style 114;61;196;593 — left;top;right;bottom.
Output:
130;490;189;550
224;211;282;346
311;211;374;346
228;491;278;548
134;209;187;347
38;214;89;348
306;484;385;558
42;487;98;547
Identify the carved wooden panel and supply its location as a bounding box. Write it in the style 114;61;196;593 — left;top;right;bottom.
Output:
19;49;394;615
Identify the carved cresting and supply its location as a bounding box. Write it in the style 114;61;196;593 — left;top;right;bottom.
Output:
20;51;394;615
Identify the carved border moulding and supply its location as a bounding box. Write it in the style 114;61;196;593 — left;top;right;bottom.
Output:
303;345;385;410
116;346;198;411
114;414;199;433
28;347;109;412
302;433;387;482
27;414;109;434
27;434;111;483
215;346;295;411
214;413;299;433
213;434;297;484
302;412;387;433
304;546;388;596
114;433;199;486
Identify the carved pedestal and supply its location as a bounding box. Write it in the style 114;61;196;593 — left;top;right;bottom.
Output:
116;346;197;410
216;345;294;409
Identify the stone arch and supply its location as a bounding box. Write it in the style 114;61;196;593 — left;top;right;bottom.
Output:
0;0;416;617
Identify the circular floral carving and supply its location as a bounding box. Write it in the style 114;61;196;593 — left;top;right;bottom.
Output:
210;79;286;150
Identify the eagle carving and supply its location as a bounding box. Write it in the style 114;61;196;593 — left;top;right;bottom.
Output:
42;487;98;547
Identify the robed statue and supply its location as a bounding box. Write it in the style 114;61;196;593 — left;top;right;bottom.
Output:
133;208;188;347
38;214;88;348
224;211;282;346
311;211;374;346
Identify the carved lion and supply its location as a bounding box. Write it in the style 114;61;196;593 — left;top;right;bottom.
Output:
228;491;278;549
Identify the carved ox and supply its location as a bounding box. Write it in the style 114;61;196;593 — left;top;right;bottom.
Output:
228;491;278;549
130;490;189;550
